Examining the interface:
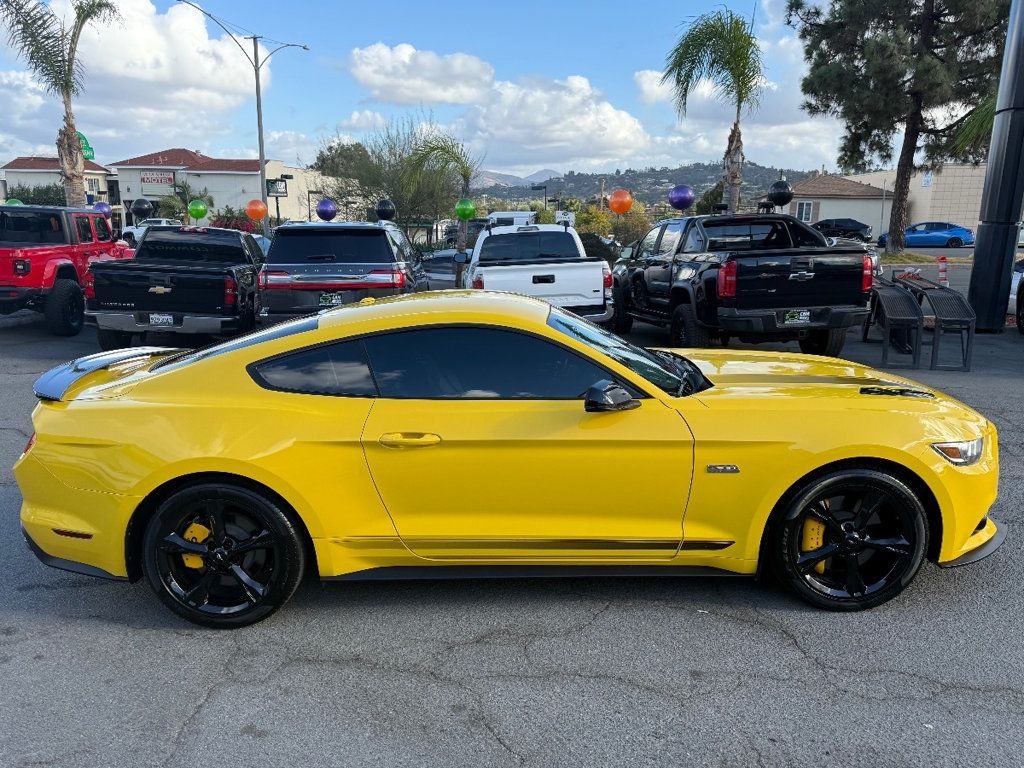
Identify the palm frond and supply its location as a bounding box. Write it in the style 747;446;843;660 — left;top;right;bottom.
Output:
661;9;765;117
410;134;480;189
66;0;119;95
0;0;68;95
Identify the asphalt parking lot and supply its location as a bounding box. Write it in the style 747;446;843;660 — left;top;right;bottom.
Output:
1;295;1023;768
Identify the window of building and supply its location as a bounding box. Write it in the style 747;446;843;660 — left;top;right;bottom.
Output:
795;201;813;222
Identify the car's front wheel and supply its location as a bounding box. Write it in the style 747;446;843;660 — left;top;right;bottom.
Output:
770;469;928;611
142;483;306;628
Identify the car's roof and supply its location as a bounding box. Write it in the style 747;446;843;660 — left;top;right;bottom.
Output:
275;221;397;232
316;289;551;331
0;204;97;214
482;224;576;235
653;212;806;227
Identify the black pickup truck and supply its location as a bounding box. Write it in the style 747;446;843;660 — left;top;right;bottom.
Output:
609;213;873;356
86;226;263;350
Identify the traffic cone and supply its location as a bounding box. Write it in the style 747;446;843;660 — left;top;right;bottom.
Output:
937;255;949;287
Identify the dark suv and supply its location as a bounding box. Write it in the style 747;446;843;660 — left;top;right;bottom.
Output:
258;221;429;326
812;218;872;241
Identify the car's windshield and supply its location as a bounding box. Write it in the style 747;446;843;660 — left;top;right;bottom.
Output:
267;229;393;264
547;307;700;396
479;231;580;263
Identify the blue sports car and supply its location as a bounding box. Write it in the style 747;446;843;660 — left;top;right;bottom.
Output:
878;221;975;248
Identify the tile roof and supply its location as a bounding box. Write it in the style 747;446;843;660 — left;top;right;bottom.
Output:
186;158;262;173
790;174;886;199
108;148;212;167
2;155;109;173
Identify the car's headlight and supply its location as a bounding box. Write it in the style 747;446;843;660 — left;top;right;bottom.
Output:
932;437;984;466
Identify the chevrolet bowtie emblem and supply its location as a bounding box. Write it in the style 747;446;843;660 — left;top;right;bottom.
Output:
148;286;172;294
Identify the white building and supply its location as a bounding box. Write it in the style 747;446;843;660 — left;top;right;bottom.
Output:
107;148;328;224
780;173;892;234
1;156;120;217
847;164;990;229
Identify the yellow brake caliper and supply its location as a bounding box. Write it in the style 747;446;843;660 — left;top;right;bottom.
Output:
181;522;211;569
801;517;826;574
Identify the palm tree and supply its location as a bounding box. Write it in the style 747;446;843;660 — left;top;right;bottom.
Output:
662;10;765;213
0;0;118;207
410;133;480;259
158;180;214;224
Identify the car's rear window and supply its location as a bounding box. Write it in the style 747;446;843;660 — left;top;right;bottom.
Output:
267;229;394;264
703;220;794;251
478;231;580;263
0;211;66;245
136;229;244;262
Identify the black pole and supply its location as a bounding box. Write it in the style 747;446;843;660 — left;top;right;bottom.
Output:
968;0;1024;330
274;194;280;225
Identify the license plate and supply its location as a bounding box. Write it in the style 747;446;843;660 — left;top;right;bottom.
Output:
318;292;347;307
148;313;174;327
784;310;811;324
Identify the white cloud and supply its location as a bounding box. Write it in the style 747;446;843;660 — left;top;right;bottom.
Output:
349;43;494;104
634;69;673;105
459;75;650;171
337;110;387;131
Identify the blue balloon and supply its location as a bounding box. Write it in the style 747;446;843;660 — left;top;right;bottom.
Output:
668;185;695;211
316;198;338;221
93;201;112;218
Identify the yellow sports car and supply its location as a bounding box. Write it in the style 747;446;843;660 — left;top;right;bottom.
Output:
15;291;1003;627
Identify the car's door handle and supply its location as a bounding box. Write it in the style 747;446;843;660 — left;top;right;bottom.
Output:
378;432;442;448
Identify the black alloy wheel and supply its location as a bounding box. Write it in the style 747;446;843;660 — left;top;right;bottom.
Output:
947;237;963;248
772;470;928;611
631;279;649;310
142;484;305;628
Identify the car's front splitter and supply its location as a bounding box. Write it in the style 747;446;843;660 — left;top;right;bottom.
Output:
939;518;1006;568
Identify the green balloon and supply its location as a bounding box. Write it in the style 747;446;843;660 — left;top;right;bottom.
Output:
6;198;23;206
455;198;476;221
187;199;208;220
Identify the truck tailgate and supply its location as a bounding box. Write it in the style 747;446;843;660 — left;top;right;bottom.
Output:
477;260;605;309
732;247;868;309
91;262;232;314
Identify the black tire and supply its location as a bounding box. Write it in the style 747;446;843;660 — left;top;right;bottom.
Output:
631;279;649;311
946;237;963;249
606;280;633;334
1017;290;1024;336
669;302;710;348
43;279;84;336
770;469;928;611
96;328;134;351
142;484;306;629
799;328;846;357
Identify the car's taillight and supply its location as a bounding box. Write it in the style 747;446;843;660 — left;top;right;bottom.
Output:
224;276;237;306
602;263;613;289
259;270;289;290
471;274;484;289
717;260;737;299
83;270;95;300
23;432;35;455
13;258;30;275
369;269;406;289
862;254;873;292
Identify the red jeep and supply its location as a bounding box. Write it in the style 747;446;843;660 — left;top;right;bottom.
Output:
0;205;134;335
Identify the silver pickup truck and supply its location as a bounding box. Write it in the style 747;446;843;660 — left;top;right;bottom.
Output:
460;224;613;322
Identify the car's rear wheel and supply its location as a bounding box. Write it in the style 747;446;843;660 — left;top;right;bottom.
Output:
44;279;84;336
669;302;710;348
798;328;846;357
606;280;633;334
771;469;928;611
947;237;963;248
96;328;134;351
142;484;305;628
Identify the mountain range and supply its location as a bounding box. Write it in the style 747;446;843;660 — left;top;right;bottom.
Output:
472;168;563;188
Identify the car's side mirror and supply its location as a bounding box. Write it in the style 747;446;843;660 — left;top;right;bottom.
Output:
454;250;470;264
584;380;640;413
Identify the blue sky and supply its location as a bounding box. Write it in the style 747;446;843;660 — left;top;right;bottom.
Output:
0;0;845;174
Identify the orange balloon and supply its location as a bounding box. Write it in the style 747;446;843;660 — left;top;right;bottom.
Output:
246;199;268;220
608;188;633;214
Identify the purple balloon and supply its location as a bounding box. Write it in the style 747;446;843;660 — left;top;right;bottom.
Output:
93;201;112;219
316;198;338;221
668;185;695;211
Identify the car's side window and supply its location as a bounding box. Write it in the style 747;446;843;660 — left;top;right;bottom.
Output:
363;326;616;400
74;216;94;243
681;224;706;253
94;216;112;242
656;221;685;257
635;226;663;261
252;340;377;397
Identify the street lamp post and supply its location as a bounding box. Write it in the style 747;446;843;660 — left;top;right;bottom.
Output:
531;183;548;210
176;2;307;237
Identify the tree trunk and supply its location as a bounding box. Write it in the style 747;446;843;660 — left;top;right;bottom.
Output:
722;109;744;213
56;92;86;207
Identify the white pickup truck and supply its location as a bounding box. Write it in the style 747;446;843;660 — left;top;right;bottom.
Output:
461;224;613;322
120;217;181;246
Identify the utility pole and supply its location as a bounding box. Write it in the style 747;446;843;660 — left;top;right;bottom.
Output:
599;177;605;209
177;2;307;238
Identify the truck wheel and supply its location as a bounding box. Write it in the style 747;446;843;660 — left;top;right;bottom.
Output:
1016;290;1024;336
44;279;85;336
799;329;847;357
669;303;710;348
97;328;134;351
606;282;633;334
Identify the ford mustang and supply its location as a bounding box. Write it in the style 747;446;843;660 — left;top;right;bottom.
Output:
14;291;1003;627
